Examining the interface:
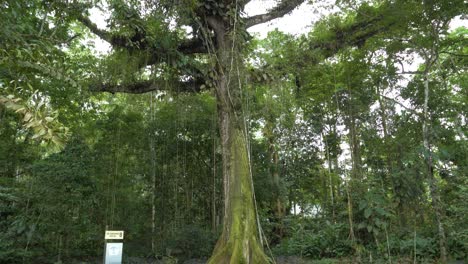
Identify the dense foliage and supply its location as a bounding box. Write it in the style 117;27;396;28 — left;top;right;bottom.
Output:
0;0;466;263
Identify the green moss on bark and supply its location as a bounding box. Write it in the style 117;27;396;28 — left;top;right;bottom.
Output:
208;128;270;264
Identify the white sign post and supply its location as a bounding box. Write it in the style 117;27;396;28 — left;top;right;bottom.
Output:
104;230;124;264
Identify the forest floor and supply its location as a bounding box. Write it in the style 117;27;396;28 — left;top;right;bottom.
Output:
67;256;461;264
70;256;323;264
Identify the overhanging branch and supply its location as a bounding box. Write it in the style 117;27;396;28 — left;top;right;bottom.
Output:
177;38;208;54
308;15;395;57
245;0;306;28
77;14;140;48
90;79;204;94
77;15;207;55
77;15;112;43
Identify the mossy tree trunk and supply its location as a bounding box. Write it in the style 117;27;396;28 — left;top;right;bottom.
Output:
208;123;270;263
206;16;270;264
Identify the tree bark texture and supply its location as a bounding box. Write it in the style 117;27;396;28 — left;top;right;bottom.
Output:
207;17;270;264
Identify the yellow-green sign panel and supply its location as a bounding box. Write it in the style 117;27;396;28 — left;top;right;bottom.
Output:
105;230;124;240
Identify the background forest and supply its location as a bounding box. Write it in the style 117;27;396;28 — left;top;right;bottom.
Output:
0;0;466;263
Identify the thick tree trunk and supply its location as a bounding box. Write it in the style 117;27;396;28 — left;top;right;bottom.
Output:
207;17;269;264
208;120;269;263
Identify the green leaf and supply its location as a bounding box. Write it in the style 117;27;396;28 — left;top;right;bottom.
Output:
359;200;367;210
358;222;367;229
23;112;33;122
364;208;372;219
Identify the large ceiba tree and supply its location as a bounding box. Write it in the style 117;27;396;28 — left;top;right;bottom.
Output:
71;0;306;262
3;0;464;263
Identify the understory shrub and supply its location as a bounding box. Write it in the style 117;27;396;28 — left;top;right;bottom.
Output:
273;218;353;259
165;225;216;260
388;235;438;259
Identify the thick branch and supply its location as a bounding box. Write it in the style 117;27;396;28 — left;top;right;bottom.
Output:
77;15;207;55
178;38;208;54
77;15;139;48
90;79;203;94
245;0;306;28
397;71;424;75
77;16;112;43
76;15;113;43
308;15;395;57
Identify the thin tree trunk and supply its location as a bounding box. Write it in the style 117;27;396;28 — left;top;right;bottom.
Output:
346;181;355;242
150;93;156;253
349;115;362;180
422;74;447;263
267;129;285;240
174;174;179;231
160;143;167;248
346;86;360;177
271;144;284;218
57;234;62;263
212;133;217;232
346;83;360;255
377;86;392;175
377;86;403;228
322;130;336;221
413;230;417;264
151;174;156;252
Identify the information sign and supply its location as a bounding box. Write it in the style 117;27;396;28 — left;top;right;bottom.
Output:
105;230;124;240
105;242;123;264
